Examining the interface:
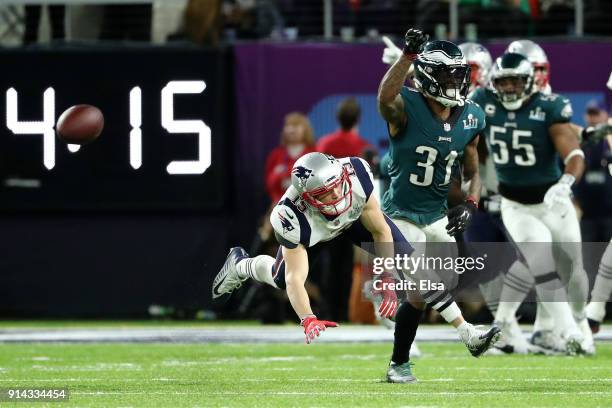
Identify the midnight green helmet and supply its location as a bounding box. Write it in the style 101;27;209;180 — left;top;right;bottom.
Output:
490;52;535;110
413;40;471;107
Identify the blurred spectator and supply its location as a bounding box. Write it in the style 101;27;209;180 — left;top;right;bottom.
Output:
183;0;222;45
265;112;315;203
458;0;531;39
316;97;371;158
584;100;609;127
585;0;612;36
24;5;65;45
100;5;152;41
223;0;284;39
574;102;612;243
537;0;574;36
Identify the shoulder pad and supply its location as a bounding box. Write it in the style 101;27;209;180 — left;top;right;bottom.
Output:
270;204;301;248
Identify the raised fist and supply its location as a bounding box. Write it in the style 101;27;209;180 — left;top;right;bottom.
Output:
403;28;429;58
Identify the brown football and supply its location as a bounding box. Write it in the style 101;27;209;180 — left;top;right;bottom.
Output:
56;105;104;145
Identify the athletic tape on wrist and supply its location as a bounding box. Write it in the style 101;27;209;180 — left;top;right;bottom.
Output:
563;148;585;165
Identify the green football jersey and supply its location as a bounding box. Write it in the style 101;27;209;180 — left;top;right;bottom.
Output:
382;87;486;226
469;88;572;187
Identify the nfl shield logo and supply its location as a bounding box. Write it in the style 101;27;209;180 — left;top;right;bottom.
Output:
508;112;515;120
443;123;451;132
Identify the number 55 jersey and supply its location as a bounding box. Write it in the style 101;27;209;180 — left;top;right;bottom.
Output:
469;87;573;203
382;87;486;226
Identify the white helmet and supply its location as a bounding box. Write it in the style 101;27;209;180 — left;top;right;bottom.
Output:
291;152;352;216
459;42;493;91
506;39;550;91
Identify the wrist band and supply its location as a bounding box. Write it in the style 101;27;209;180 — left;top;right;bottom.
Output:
465;195;479;209
299;314;316;324
563;148;585;165
402;49;418;60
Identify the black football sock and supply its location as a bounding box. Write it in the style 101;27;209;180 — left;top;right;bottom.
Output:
391;302;423;365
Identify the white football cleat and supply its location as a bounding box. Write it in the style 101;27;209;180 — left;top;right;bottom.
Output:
530;330;567;354
212;247;249;300
494;319;531;354
577;318;595;355
459;323;501;357
586;302;606;334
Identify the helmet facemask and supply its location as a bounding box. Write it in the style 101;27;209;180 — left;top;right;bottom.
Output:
492;75;533;111
414;61;471;108
490;53;535;111
301;167;353;217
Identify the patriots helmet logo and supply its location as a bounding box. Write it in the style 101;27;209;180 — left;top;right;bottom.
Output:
278;212;295;233
292;166;312;182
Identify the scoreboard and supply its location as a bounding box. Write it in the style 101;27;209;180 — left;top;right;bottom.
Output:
0;47;231;211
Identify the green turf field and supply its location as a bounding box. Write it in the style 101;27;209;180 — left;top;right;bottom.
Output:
0;342;610;407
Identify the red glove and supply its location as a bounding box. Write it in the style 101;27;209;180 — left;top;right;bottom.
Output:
300;315;338;344
373;274;399;319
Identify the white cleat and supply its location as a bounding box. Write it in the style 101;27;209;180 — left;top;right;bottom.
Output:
530;330;567;354
212;247;249;300
577;318;596;355
564;333;586;356
459;323;501;357
494;319;531;354
410;342;422;359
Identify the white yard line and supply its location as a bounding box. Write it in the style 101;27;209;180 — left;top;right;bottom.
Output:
69;391;612;396
0;378;609;383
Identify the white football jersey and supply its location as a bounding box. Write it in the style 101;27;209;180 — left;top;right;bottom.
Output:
270;157;374;248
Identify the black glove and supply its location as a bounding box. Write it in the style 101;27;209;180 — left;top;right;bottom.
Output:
403;28;429;58
446;199;478;236
581;121;612;146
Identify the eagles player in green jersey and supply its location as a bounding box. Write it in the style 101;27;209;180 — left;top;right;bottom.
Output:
378;33;485;241
376;29;500;381
469;52;592;354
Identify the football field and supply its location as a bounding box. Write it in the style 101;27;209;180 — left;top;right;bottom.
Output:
0;322;611;407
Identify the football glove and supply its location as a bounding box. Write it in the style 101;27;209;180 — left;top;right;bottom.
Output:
371;273;399;319
446;198;478;236
581;121;612;146
300;315;338;344
543;174;574;216
403;28;429;59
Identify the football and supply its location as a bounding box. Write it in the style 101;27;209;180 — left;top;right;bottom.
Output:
56;104;104;145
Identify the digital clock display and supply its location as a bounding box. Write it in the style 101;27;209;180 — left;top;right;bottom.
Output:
0;47;231;211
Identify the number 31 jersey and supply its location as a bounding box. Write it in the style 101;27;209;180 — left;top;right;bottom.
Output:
382;87;486;226
469;88;572;188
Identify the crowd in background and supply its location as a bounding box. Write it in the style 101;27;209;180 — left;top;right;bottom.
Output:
6;0;612;46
